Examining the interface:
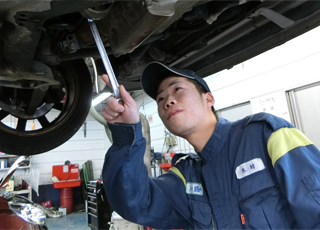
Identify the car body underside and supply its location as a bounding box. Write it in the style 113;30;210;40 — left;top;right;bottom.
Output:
0;0;320;154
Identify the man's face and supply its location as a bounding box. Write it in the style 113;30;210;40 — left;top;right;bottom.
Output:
156;76;213;138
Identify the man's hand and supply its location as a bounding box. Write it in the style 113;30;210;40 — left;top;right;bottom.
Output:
101;74;140;124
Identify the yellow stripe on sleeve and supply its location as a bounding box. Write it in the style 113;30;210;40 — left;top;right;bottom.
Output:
169;166;186;186
267;127;313;166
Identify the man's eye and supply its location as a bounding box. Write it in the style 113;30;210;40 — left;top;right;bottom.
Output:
175;87;182;91
157;97;163;103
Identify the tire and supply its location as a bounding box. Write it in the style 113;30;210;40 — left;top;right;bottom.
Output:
0;59;92;155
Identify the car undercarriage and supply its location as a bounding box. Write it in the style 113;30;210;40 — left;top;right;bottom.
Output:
0;0;320;155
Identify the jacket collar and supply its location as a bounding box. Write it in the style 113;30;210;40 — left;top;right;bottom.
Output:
197;118;232;162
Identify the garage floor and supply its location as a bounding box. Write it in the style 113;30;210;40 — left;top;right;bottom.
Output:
46;211;90;230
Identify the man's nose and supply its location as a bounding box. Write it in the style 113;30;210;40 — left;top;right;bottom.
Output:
165;97;177;109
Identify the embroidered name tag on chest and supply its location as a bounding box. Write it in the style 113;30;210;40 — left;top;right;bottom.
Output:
235;158;265;179
186;182;203;196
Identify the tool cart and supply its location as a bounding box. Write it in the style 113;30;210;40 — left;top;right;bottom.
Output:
87;180;113;230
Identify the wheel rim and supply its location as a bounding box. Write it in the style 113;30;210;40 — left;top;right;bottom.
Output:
0;64;78;136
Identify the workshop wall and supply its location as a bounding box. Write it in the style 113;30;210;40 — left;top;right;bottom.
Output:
32;113;111;185
209;26;320;111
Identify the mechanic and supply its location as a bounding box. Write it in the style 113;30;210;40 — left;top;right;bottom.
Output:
101;61;320;229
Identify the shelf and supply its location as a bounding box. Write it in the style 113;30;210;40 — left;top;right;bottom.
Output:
12;189;30;195
0;155;32;200
0;155;19;158
17;166;30;169
0;155;31;169
0;166;30;171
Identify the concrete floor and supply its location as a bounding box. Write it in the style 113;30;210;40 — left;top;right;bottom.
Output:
46;211;90;230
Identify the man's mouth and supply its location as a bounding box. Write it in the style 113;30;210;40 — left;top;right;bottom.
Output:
167;109;182;120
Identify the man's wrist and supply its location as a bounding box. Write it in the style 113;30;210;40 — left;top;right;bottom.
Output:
108;121;143;145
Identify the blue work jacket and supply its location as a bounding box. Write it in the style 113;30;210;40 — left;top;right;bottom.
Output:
102;112;320;229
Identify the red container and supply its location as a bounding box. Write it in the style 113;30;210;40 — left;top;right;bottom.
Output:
52;164;81;189
52;164;80;180
52;163;81;214
60;187;73;213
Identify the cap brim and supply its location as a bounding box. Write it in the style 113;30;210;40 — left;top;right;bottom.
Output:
141;62;194;100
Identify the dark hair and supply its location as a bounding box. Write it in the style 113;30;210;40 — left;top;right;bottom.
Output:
186;78;218;120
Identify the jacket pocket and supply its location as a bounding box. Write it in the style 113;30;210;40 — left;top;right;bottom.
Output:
188;199;212;227
240;186;276;229
302;174;320;204
239;186;296;229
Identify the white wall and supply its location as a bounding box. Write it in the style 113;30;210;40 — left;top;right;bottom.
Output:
208;26;320;110
32;113;111;185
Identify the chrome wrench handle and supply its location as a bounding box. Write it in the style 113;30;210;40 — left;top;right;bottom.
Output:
88;19;122;102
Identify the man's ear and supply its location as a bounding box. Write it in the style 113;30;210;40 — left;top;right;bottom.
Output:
205;92;215;108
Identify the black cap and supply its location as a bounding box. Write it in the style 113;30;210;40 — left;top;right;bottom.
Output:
141;62;211;100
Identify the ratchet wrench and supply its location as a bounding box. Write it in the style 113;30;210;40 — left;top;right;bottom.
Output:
88;19;123;103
